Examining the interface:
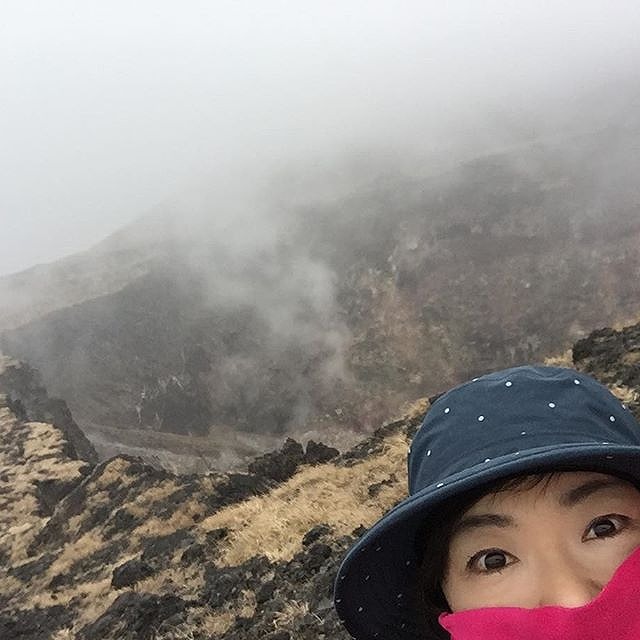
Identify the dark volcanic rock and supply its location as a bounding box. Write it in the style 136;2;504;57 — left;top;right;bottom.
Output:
77;503;112;536
5;393;27;420
103;508;140;538
48;572;73;590
69;540;124;582
573;327;626;363
308;568;337;611
140;529;194;567
78;592;187;640
29;455;172;556
122;456;172;479
256;580;277;604
0;359;98;464
248;438;305;483
202;555;272;610
205;527;230;544
304;440;339;464
368;472;398;497
301;542;332;573
180;542;206;565
27;476;93;556
111;559;156;589
34;475;87;517
26;518;65;558
0;604;75;640
8;553;59;583
337;417;411;465
302;523;333;547
205;473;271;510
572;322;640;420
205;534;357;640
574;323;640;397
202;570;239;609
151;484;199;520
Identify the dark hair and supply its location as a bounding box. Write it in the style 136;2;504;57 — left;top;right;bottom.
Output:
415;472;562;639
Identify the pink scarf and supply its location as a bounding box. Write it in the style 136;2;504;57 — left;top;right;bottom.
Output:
439;546;640;640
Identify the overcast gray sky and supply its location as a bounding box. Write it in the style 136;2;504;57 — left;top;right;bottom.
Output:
2;1;640;276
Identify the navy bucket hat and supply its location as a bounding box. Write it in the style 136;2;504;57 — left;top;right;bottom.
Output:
333;365;640;640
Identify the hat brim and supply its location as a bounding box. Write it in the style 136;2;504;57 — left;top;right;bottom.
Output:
334;442;640;640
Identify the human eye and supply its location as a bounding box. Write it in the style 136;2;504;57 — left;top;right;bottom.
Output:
466;548;517;574
582;514;631;541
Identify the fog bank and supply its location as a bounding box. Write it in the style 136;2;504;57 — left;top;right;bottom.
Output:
2;1;640;275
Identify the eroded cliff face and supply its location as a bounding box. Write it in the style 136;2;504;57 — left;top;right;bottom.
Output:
2;126;640;469
1;321;639;640
0;355;97;465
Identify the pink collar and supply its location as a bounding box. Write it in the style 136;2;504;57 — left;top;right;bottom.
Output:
439;546;640;640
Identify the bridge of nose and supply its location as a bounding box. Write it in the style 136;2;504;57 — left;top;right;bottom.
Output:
533;555;603;608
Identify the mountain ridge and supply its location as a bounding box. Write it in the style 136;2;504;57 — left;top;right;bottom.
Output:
2;123;640;471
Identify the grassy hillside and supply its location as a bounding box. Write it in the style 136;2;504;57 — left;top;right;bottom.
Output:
1;319;639;639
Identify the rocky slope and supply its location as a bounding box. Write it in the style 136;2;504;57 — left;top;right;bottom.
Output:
2;124;640;470
0;356;97;465
1;318;639;639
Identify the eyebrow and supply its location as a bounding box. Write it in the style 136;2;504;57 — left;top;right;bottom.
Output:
558;477;629;507
452;513;515;537
451;478;629;538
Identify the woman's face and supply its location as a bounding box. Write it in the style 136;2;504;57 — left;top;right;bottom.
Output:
442;471;640;612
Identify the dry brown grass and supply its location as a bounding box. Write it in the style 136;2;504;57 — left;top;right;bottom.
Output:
125;477;218;544
28;576;121;635
0;411;87;565
0;497;40;564
544;349;574;368
129;510;197;545
156;628;199;640
136;563;205;598
237;588;257;618
199;610;237;637
30;575;114;612
66;577;119;629
400;397;430;422
611;314;640;332
46;530;107;579
133;498;205;537
609;384;639;405
622;351;640;366
0;573;25;605
154;590;259;638
126;480;181;520
272;599;310;629
19;421;85;483
198;431;408;565
93;457;137;490
25;547;124;627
